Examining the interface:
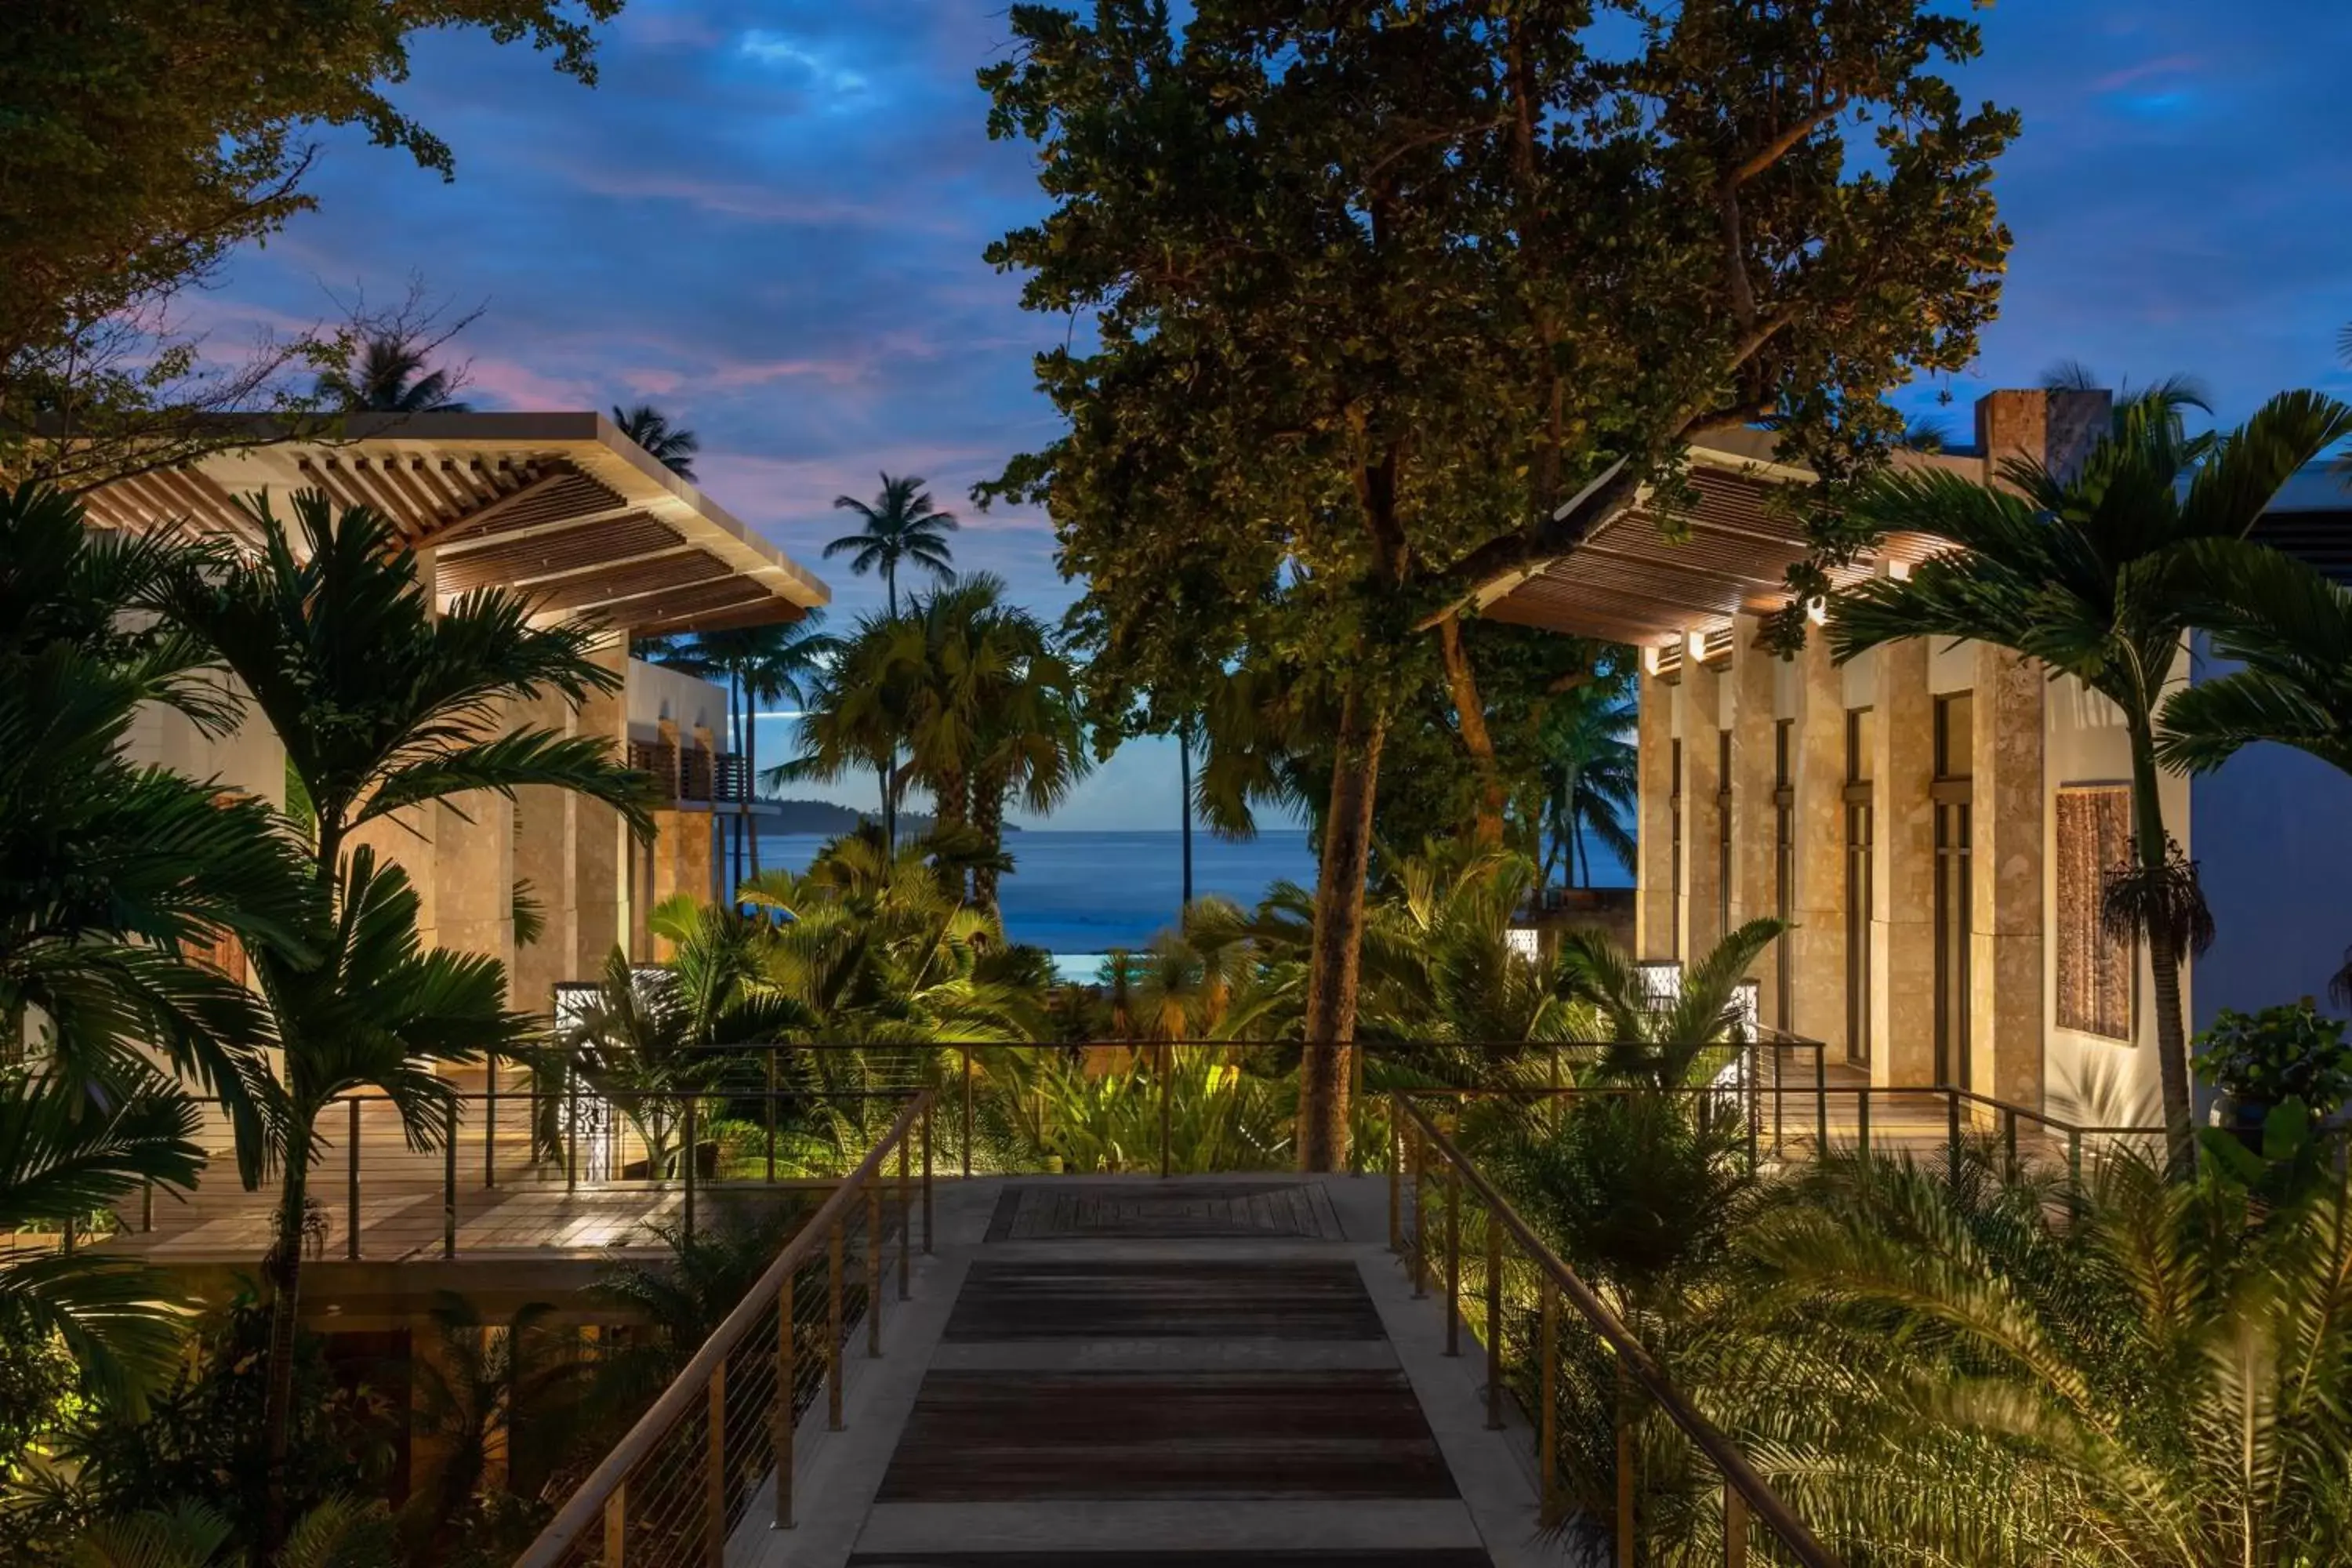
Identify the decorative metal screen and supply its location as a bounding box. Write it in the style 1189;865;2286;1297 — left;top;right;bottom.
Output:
2056;786;2134;1040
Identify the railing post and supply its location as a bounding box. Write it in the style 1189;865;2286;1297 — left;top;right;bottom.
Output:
1946;1093;1963;1187
773;1278;797;1530
898;1133;912;1301
1411;1123;1429;1299
1483;1210;1504;1431
485;1058;499;1190
603;1481;627;1568
960;1046;974;1181
921;1098;935;1254
1857;1090;1871;1163
766;1051;779;1185
1741;1040;1758;1172
866;1185;884;1359
1614;1361;1636;1568
347;1098;361;1261
1771;1040;1784;1157
1724;1478;1750;1568
1387;1099;1402;1255
683;1096;699;1246
826;1221;845;1431
566;1065;580;1193
443;1102;458;1259
2068;1127;2085;1200
1813;1045;1828;1155
2003;1106;2020;1180
141;1175;154;1233
1158;1041;1174;1179
1444;1163;1462;1358
705;1361;728;1568
1538;1278;1560;1528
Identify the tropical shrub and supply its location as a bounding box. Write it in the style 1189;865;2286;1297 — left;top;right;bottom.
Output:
2192;1001;2352;1120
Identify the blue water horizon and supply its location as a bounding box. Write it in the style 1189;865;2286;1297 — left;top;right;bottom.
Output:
732;827;1629;955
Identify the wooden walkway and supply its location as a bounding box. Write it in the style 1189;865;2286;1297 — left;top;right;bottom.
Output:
739;1176;1562;1568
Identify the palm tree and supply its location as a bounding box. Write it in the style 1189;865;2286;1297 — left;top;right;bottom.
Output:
610;404;699;481
642;615;835;880
0;486;313;1122
1541;677;1637;890
1830;390;2352;1171
0;1070;205;1413
151;490;656;1549
2158;542;2352;1006
315;332;469;414
1715;1145;2352;1567
823;474;958;618
1555;916;1788;1087
2041;360;2213;441
776;609;913;853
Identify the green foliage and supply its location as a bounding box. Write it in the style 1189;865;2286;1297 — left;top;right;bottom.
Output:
314;332;469;414
610;404;700;481
822;474;959;616
2192;1002;2352;1117
1831;389;2352;1164
0;0;621;486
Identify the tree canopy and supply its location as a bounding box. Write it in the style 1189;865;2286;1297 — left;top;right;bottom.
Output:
979;0;2018;1165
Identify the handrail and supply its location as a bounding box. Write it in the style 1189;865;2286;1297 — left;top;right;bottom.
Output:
513;1087;931;1568
1396;1094;1843;1568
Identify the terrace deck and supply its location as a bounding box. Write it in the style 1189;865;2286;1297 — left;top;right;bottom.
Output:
743;1175;1559;1568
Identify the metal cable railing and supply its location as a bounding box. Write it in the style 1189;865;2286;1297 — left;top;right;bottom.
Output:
1392;1092;1842;1568
514;1088;933;1568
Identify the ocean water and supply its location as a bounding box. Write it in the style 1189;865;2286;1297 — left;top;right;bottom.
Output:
736;829;1322;952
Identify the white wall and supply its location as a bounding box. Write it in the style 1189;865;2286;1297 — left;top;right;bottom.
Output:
625;658;732;750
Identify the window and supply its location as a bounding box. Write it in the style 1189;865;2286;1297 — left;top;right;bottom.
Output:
2056;786;2135;1040
1717;730;1733;943
1668;739;1684;960
1773;720;1795;1029
1933;695;1974;1086
1844;710;1874;1067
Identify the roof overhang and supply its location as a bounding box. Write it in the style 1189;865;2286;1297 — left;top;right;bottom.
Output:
1481;432;1968;650
80;413;829;634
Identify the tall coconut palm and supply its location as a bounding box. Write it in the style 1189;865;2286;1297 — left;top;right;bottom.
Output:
822;474;958;618
314;332;469;414
1830;390;2352;1172
2158;541;2352;1005
152;490;656;1549
610;404;699;481
1541;677;1637;890
775;609;914;853
643;615;835;880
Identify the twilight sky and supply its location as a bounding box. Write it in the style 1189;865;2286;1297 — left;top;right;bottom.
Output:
198;0;2352;830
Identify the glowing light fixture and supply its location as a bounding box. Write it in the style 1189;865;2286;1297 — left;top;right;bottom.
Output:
1805;597;1828;626
1686;629;1708;662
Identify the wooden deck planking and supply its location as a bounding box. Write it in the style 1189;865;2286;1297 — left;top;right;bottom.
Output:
942;1260;1385;1342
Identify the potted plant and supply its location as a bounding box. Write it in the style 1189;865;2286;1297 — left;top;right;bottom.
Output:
2192;1002;2352;1149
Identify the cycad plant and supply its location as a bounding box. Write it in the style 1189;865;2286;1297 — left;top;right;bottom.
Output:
2158;541;2352;1005
1831;389;2352;1169
153;491;657;1549
1709;1144;2352;1567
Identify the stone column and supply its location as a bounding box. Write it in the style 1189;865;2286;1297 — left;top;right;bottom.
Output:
513;684;583;1013
432;792;517;973
1635;662;1678;960
1676;657;1724;964
1724;617;1780;1022
1973;644;2045;1107
574;637;628;977
1788;633;1847;1055
1870;637;1937;1084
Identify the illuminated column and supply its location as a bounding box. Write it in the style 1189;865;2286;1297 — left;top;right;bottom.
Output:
573;636;628;977
1870;635;1936;1085
1725;616;1781;1022
1676;652;1724;963
1635;659;1677;960
1788;630;1847;1055
1973;643;2045;1107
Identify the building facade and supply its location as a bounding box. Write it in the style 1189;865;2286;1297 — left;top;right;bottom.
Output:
1488;390;2352;1124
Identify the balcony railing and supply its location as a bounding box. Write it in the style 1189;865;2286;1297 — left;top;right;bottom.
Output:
626;740;750;804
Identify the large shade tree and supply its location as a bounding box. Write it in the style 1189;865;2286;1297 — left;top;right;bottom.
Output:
980;0;2016;1167
0;0;622;488
1831;391;2352;1171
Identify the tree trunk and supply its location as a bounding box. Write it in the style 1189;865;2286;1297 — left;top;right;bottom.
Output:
972;771;1006;919
1300;686;1386;1172
934;763;968;901
2129;720;2196;1176
259;1123;313;1557
1436;613;1505;849
1178;725;1195;912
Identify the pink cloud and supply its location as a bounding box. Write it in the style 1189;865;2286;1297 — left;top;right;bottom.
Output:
459;354;600;411
2092;54;2202;93
541;163;960;233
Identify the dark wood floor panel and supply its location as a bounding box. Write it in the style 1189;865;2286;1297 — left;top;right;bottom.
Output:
943;1261;1385;1342
848;1555;1494;1566
875;1370;1458;1501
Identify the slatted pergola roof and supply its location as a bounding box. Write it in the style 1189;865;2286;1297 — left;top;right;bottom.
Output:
81;412;829;634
